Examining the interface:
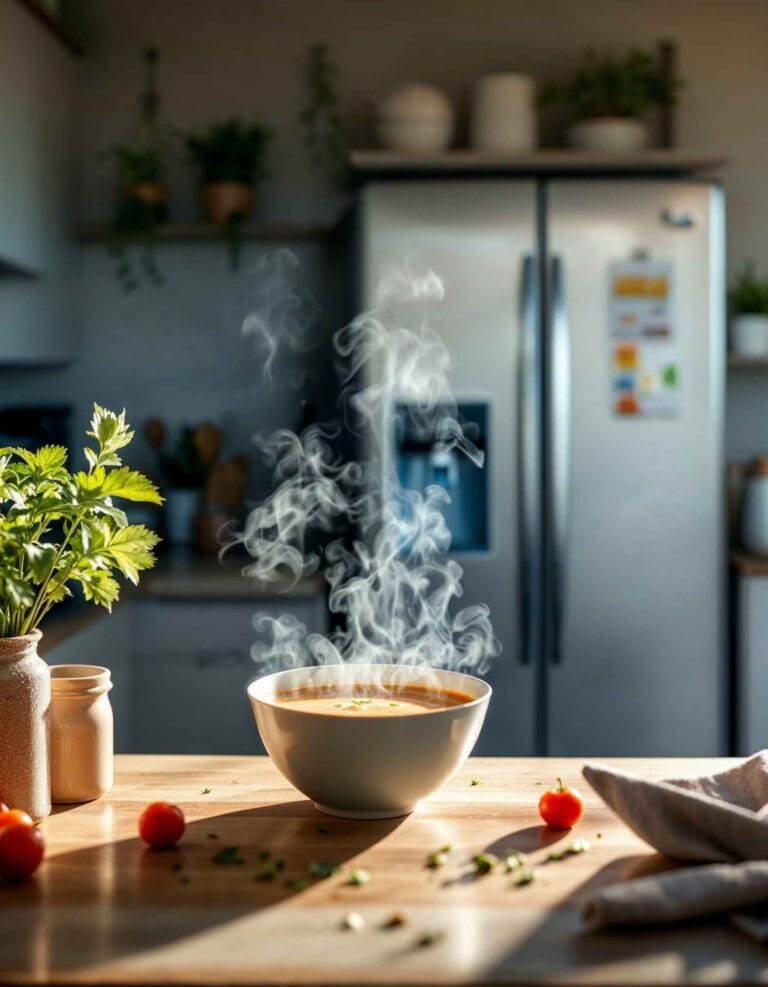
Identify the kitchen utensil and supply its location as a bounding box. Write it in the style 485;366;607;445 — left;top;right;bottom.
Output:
248;664;490;818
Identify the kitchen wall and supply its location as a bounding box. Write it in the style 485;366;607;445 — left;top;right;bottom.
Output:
1;0;768;472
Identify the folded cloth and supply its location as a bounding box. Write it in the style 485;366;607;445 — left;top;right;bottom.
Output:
581;753;768;940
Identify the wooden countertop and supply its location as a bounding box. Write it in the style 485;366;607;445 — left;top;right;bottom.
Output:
2;755;766;986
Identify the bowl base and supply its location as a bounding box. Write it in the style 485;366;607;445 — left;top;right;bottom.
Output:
314;801;415;820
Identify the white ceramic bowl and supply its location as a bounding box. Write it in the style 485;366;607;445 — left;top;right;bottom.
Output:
247;664;491;818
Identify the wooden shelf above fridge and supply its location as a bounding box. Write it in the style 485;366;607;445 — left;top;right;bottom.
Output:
73;222;336;245
348;149;727;179
727;354;768;369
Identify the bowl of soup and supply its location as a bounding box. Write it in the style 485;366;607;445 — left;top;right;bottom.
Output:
247;664;491;818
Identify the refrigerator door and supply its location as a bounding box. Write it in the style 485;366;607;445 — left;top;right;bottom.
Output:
545;180;725;756
359;180;541;755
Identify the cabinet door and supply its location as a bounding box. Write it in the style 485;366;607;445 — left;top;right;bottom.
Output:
129;599;328;755
0;0;77;362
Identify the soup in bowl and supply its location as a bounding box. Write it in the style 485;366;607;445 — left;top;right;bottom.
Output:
247;664;491;818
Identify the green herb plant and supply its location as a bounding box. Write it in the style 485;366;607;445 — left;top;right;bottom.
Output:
0;405;162;639
540;47;682;120
299;43;346;191
184;118;273;270
729;264;768;316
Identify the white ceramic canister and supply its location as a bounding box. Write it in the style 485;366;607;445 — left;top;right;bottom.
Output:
50;665;113;804
0;631;50;821
731;315;768;357
743;458;768;557
470;74;536;153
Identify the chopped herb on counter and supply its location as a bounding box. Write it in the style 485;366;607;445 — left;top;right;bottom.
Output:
384;912;408;928
416;930;445;947
286;878;310;892
470;779;481;786
547;849;566;861
255;866;276;882
472;852;498;875
310;861;341;879
201;787;211;795
515;869;536;886
342;912;365;931
258;850;270;861
425;850;450;869
505;852;527;871
212;845;244;866
567;839;590;855
317;824;330;835
274;858;285;871
170;861;183;872
347;868;370;886
206;833;218;840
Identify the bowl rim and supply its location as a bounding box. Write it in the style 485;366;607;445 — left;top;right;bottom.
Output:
247;663;492;719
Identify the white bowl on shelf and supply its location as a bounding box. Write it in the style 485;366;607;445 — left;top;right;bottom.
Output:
248;663;491;818
567;117;648;154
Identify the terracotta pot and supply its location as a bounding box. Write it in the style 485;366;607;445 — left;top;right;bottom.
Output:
0;631;50;821
201;182;253;224
50;665;113;804
125;182;167;207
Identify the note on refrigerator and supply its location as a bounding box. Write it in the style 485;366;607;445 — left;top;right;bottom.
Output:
609;258;680;418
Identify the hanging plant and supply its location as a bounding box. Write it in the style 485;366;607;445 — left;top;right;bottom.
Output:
183;118;273;271
105;48;167;292
299;43;347;191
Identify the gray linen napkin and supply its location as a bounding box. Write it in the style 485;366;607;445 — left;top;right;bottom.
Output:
581;753;768;940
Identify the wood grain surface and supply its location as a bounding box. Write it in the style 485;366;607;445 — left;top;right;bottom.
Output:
1;755;766;986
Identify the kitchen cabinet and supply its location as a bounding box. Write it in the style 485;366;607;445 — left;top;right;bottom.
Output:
0;0;77;363
129;598;328;756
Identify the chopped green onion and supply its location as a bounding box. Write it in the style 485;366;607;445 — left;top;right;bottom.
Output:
470;779;481;787
567;839;590;855
342;912;365;931
201;787;211;795
212;846;244;866
416;930;445;947
516;869;536;886
505;851;527;871
425;850;449;869
547;849;566;861
309;861;341;879
347;868;370;886
472;852;498;874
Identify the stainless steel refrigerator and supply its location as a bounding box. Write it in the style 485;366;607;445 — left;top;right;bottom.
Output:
358;178;726;757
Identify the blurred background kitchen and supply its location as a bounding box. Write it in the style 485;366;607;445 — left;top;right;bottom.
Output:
3;0;768;759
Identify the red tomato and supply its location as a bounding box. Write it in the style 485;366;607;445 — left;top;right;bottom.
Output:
538;778;584;830
0;823;45;882
0;808;34;832
138;802;185;849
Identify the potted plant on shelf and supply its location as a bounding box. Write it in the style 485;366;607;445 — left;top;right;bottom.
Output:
729;264;768;357
540;47;682;153
107;143;166;291
0;405;161;820
183;118;273;269
144;419;223;546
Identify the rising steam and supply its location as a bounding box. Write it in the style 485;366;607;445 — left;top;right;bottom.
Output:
230;262;501;676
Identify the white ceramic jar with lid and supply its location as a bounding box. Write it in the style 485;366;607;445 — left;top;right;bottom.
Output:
470;74;536;152
376;84;455;153
50;665;113;803
742;457;768;556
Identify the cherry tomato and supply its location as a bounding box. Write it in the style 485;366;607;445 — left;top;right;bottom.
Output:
138;802;185;849
538;778;584;830
0;808;34;832
0;823;45;882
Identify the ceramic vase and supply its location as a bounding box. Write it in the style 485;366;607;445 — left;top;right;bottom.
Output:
731;314;768;357
0;631;50;821
567;117;648;153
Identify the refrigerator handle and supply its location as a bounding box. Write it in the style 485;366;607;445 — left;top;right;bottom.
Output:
548;255;571;665
518;254;540;666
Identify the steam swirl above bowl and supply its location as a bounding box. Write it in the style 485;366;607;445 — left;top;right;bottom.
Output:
248;664;491;819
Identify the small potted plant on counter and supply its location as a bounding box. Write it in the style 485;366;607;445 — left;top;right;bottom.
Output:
144;419;222;546
541;47;682;153
183;118;272;269
107;142;166;291
729;264;768;357
0;405;161;820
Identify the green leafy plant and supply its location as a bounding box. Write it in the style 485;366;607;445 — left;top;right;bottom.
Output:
107;143;166;292
729;264;768;316
541;48;682;119
0;405;162;638
184;118;272;185
299;43;346;190
184;118;272;269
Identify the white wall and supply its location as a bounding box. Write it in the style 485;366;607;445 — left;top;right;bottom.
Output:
2;0;768;466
